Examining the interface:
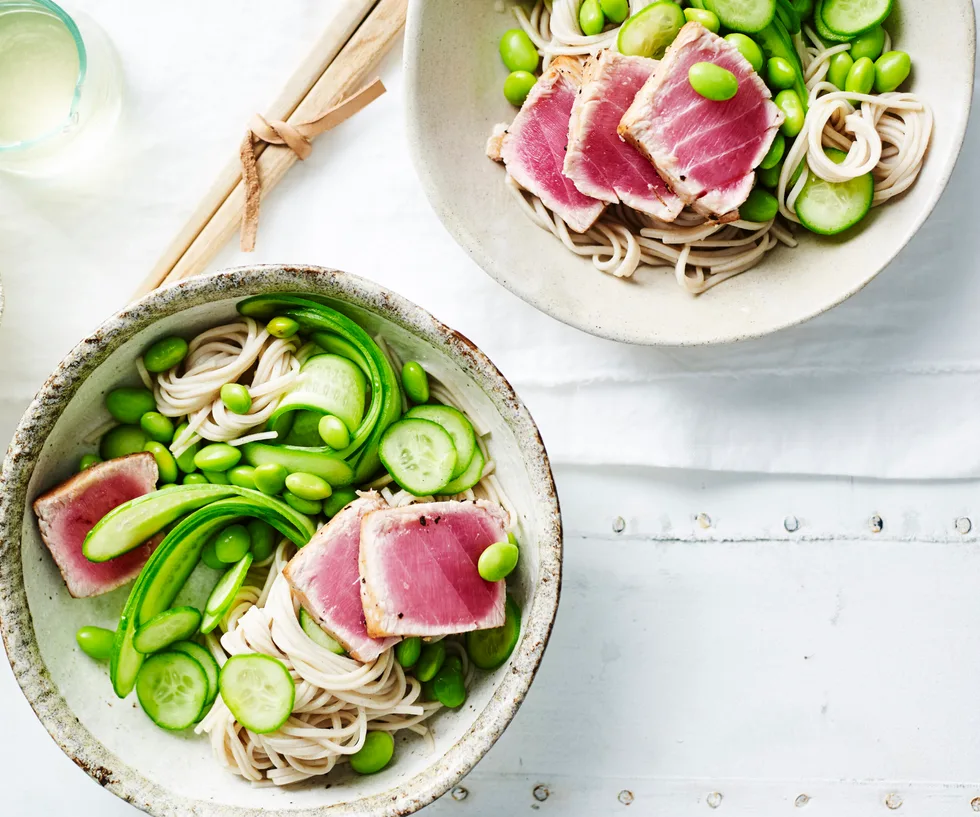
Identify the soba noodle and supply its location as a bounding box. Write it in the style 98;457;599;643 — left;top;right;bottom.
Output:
505;1;932;294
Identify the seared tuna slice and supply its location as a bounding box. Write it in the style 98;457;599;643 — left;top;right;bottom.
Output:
619;23;783;221
283;493;399;663
565;50;684;221
33;452;160;598
359;500;508;638
501;56;606;233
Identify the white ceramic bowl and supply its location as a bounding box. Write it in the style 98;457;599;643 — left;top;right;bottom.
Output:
0;267;562;816
405;1;976;345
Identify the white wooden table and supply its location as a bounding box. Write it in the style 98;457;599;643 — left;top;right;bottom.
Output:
2;2;980;815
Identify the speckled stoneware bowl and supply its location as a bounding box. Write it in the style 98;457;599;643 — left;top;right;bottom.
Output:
405;0;976;345
0;266;562;816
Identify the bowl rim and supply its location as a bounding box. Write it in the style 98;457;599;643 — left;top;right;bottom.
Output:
403;0;978;347
0;265;563;816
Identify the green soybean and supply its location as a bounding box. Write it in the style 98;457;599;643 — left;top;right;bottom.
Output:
201;538;225;570
100;425;148;460
322;487;358;518
267;316;300;339
318;414;350;450
214;524;251;563
579;0;605;36
757;161;783;189
220;383;252;415
845;57;875;95
173;422;200;473
105;388;156;425
283;491;322;516
253;463;288;495
139;411;175;444
203;469;230;485
76;626;115;660
498;28;539;73
247;520;277;562
350;731;394;775
432;661;466;708
143;336;188;373
285;472;332;501
775;89;805;138
767;57;796;91
478;542;520;582
507;531;519;546
79;454;102;471
194;443;241;472
759;133;786;170
503;70;536;107
827;52;854;90
396;637;422;668
599;0;629;24
144;441;178;484
724;33;764;73
183;473;209;486
874;50;911;93
401;361;429;404
228;465;257;490
683;7;719;32
688;62;738;102
415;641;446;683
739;188;779;223
849;26;885;62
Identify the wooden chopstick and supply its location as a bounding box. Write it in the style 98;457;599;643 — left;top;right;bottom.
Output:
136;0;407;297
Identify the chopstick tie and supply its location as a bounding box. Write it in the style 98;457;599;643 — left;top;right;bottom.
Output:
239;77;386;252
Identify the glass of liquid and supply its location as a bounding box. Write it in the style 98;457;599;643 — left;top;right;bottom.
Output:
0;0;121;175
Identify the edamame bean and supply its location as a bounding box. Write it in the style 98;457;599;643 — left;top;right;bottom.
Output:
503;70;536;107
579;0;605;36
220;383;252;415
396;637;422;668
350;731;394;775
322;487;358;518
139;411;175;444
827;52;853;90
183;473;209;485
194;443;241;472
507;531;519;546
683;7;719;32
283;491;322;516
845;57;875;95
267;316;300;339
478;542;520;582
247;520;276;562
253;463;288;495
144;441;178;484
202;469;229;485
228;465;257;490
214;524;251;563
401;361;430;404
849;26;885;62
201;538;225;570
724;33;764;73
76;626;115;660
498;28;539;74
599;0;629;24
105;388;156;425
285;472;332;501
432;660;467;708
414;641;446;682
739;188;779;223
874;50;911;93
79;454;102;471
688;62;739;102
759;133;786;170
757;161;783;189
766;57;796;91
318;414;350;450
100;425;148;460
143;336;188;373
774;89;804;137
173;422;199;473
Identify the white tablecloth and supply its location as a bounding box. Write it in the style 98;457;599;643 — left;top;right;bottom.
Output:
1;0;978;486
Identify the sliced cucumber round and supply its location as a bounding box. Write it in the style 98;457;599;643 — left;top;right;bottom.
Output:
820;0;892;37
170;640;220;715
272;353;367;433
465;594;522;670
219;653;295;734
379;418;457;497
437;446;486;497
617;1;686;59
795;148;874;236
134;606;202;654
201;553;253;634
299;608;345;655
136;651;209;731
705;0;777;33
813;0;851;42
405;405;477;479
